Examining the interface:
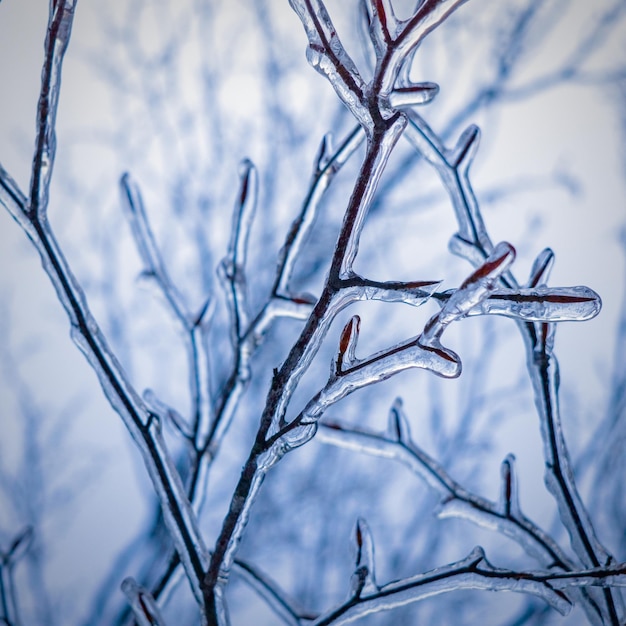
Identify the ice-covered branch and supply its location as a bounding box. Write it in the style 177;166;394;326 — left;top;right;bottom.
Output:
319;403;572;570
274;127;364;299
404;116;497;266
28;0;76;221
122;578;167;626
288;0;370;127
121;173;214;448
203;114;407;626
379;0;471;97
404;104;623;624
523;323;624;625
290;0;471;132
312;545;586;626
432;285;602;322
232;560;317;626
0;2;209;611
219;160;258;347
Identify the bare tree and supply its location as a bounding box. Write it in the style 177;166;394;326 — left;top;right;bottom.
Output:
1;1;625;625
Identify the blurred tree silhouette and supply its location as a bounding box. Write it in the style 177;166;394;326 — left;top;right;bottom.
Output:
0;1;625;625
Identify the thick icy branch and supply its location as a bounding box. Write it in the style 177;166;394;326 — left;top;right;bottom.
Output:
288;0;370;127
312;546;583;626
433;285;601;322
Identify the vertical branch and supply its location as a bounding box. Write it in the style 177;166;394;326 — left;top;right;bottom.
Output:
405;109;623;623
274;126;364;297
202;97;414;625
523;323;623;625
28;0;76;221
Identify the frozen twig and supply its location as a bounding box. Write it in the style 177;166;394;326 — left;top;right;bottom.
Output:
0;1;209;611
312;544;615;626
404;106;623;622
28;0;76;221
319;403;573;570
122;578;167;626
274;127;364;298
232;560;318;626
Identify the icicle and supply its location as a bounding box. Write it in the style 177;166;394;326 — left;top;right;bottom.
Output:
351;518;378;597
388;83;439;107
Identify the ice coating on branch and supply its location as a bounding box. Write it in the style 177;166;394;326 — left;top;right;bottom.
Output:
387;397;411;443
276;126;364;297
527;248;555;287
301;332;461;423
389;83;439;108
340;274;442;308
122;577;166;626
219;159;258;344
459;285;602;322
315;132;334;171
289;0;370;127
313;546;571;625
449;124;480;169
320;417;574;569
29;0;76;220
500;454;520;518
336;315;360;374
351;518;378;597
420;242;515;358
448;233;487;267
143;389;192;440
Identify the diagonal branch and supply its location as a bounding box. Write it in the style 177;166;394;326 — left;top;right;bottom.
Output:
0;2;209;611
